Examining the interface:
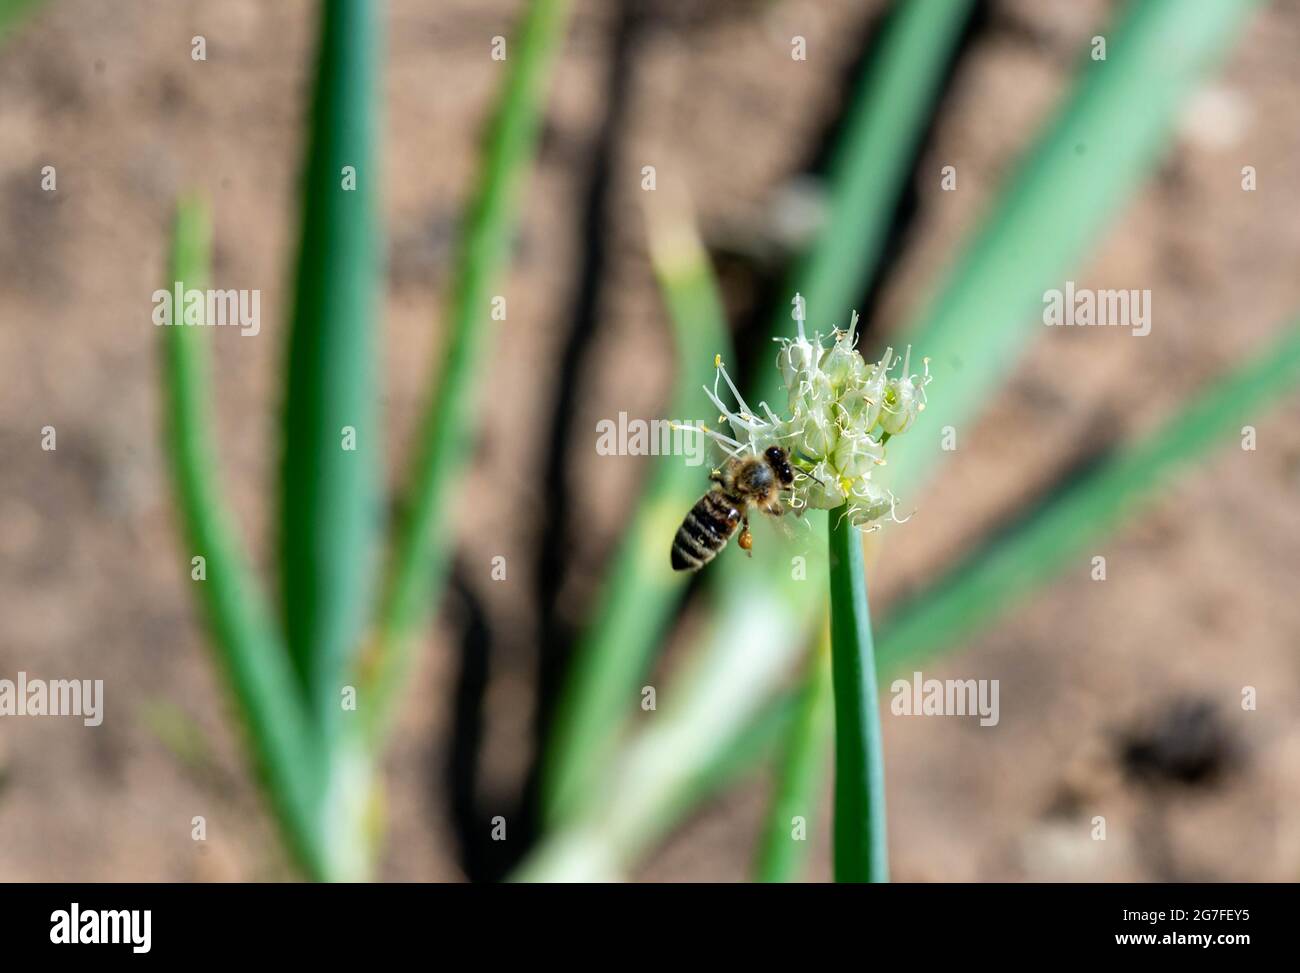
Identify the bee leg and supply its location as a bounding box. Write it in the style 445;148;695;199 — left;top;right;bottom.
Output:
738;515;753;556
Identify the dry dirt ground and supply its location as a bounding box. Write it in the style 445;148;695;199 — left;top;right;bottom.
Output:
1;0;1298;881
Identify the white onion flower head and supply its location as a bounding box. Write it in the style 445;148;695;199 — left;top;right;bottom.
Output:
691;304;932;531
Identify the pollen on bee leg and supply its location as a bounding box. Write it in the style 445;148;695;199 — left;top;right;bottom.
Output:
738;526;753;554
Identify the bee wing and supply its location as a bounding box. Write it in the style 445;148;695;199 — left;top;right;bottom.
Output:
758;497;798;541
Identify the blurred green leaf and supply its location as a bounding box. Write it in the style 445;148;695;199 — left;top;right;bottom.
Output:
541;208;732;825
688;690;801;809
878;315;1300;675
161;197;329;880
0;0;43;42
754;633;831;883
887;0;1263;496
279;0;383;731
515;666;802;882
764;0;976;377
363;0;572;748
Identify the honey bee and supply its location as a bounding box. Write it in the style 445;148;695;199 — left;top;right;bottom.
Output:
671;445;796;572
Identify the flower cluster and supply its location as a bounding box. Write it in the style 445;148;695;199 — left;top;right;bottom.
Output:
697;302;930;530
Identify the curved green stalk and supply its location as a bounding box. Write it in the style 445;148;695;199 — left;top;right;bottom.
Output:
362;0;572;748
161;198;330;880
827;510;887;883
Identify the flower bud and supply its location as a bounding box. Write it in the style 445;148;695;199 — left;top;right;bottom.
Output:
876;348;929;437
820;322;865;390
847;478;894;527
797;406;839;459
831;432;884;482
776;335;820;390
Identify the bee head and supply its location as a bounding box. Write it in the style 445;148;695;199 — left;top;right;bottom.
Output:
764;445;795;486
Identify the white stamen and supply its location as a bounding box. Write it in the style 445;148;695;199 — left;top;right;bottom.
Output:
715;358;754;418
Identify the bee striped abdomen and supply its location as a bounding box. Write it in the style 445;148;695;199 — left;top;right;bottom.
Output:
671;490;741;572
